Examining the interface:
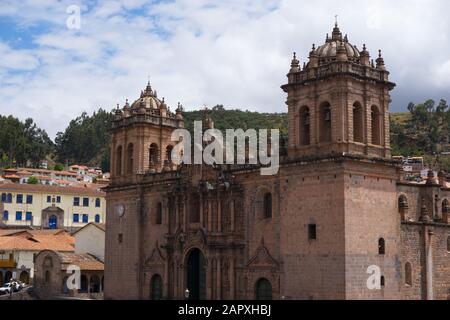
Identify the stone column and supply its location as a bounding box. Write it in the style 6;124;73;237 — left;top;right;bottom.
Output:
200;193;204;227
216;257;222;300
206;259;213;299
425;228;434;300
182;196;187;232
208;198;212;232
230;199;235;232
164;258;169;299
230;257;235;299
217;199;222;233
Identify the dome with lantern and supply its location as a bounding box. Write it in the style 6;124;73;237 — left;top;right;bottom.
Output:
131;81;162;110
315;22;361;64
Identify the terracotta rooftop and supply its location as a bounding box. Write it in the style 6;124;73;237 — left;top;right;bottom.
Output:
15;168;78;177
0;230;74;251
57;252;104;271
0;183;105;197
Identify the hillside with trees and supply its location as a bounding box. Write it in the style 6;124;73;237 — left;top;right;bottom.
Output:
0;115;53;168
54;109;113;172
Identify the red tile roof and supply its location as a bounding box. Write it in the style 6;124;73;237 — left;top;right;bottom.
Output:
0;231;74;251
57;252;104;271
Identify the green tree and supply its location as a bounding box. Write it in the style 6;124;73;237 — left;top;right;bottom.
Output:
27;176;38;184
53;163;64;171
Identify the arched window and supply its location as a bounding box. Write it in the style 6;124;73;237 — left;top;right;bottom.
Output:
156;202;162;225
3;210;9;221
116;145;123;175
319;102;332;143
6;193;12;203
150;274;163;300
353;103;364;143
1;193;6;202
149;143;159;167
378;238;385;255
442;199;449;223
166;145;174;163
405;262;412;286
45;270;51;283
398;195;409;221
95;214;101;223
126;143;134;174
371;105;381;145
95;198;101;208
190;194;200;223
263;193;272;219
299;106;311;146
255;278;272;300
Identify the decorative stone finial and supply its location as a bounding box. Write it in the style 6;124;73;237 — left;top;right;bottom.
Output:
332;19;343;41
376;49;386;70
290;52;300;73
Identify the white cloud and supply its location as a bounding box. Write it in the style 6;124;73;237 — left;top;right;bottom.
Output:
0;0;449;138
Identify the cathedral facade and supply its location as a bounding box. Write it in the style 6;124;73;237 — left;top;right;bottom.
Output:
104;23;450;300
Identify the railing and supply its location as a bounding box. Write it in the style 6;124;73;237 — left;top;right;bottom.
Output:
289;61;389;85
112;113;181;129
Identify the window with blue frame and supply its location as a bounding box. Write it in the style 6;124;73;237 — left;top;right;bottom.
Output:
7;193;12;203
57;196;61;203
73;214;79;223
95;214;101;223
82;214;89;223
26;195;33;204
47;195;51;203
26;212;32;221
74;197;80;206
95;198;101;208
3;211;9;221
16;211;23;221
83;198;89;207
17;194;23;204
1;193;6;202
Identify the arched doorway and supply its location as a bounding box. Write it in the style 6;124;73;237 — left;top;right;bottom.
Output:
49;215;58;229
19;271;29;284
255;278;273;300
79;275;88;293
90;275;101;293
5;271;12;284
186;248;206;300
150;274;163;300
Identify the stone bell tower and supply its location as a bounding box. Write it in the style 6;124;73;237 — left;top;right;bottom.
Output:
282;22;396;160
110;81;185;183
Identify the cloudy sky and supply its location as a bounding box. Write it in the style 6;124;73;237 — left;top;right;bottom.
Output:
0;0;449;138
